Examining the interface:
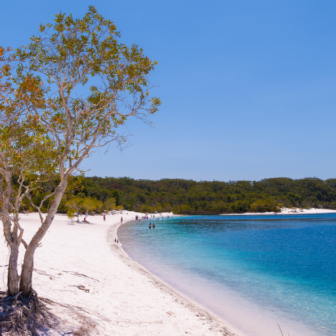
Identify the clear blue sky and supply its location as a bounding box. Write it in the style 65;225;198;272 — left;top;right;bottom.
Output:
2;0;336;181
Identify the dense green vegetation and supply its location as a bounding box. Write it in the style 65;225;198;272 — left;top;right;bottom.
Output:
55;177;336;214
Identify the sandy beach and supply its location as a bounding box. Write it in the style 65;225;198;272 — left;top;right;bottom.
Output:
0;212;237;335
222;207;336;216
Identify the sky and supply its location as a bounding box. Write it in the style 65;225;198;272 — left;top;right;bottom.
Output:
1;0;336;181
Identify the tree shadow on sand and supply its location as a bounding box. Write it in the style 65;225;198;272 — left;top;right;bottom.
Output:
0;290;103;335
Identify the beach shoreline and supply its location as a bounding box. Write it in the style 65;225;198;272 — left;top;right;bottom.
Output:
221;207;336;216
0;211;239;335
1;210;328;335
117;215;323;336
113;218;240;336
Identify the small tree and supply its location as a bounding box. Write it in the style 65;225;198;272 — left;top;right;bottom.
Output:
104;197;116;211
65;197;84;221
81;197;95;216
2;6;160;300
67;209;76;223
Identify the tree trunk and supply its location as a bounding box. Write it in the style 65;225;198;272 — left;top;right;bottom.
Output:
7;243;20;296
19;179;68;296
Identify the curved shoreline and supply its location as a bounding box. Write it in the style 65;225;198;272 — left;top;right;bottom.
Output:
110;219;241;336
112;216;323;336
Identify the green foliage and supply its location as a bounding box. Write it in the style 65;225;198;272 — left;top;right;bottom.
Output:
58;176;336;214
67;209;76;219
103;197;116;211
81;197;103;213
65;197;84;213
15;6;161;157
65;196;103;214
249;199;280;212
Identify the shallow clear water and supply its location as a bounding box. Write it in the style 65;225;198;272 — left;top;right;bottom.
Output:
118;214;336;336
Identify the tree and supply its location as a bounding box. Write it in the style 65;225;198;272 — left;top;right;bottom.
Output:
0;47;59;298
67;208;76;223
316;191;323;201
63;176;336;214
81;197;102;215
0;120;58;296
2;6;160;299
65;197;85;221
104;197;116;211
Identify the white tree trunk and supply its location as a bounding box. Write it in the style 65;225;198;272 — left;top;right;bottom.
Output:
19;179;68;296
7;243;20;296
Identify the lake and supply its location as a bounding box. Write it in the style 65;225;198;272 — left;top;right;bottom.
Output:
118;214;336;336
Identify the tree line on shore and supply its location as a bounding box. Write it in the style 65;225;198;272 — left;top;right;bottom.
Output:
23;176;336;215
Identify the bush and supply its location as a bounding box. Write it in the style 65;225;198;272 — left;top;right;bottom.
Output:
67;209;76;220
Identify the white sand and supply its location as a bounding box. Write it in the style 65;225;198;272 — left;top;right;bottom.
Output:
222;207;336;215
0;212;237;335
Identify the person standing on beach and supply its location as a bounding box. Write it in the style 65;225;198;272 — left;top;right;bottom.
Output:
103;214;106;221
121;217;123;223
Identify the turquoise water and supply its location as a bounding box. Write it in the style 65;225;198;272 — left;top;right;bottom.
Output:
118;214;336;335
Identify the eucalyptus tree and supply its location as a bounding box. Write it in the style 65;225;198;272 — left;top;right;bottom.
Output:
0;47;58;297
0;121;58;296
65;196;84;221
13;6;160;296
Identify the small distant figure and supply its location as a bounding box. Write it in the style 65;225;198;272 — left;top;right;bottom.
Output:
121;217;123;223
149;223;152;229
103;214;106;221
153;223;155;229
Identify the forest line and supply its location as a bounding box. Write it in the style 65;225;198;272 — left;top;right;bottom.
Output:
29;176;336;215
